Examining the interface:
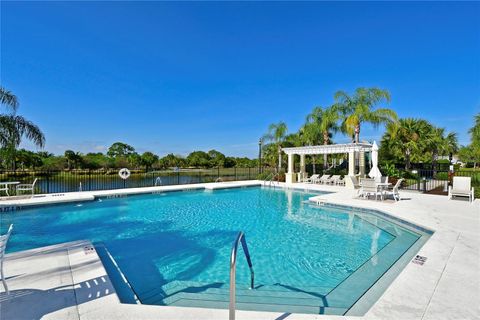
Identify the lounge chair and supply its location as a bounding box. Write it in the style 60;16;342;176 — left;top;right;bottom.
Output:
327;175;341;185
346;175;361;194
336;176;346;186
304;174;320;184
318;175;331;184
16;178;37;196
0;224;13;295
384;178;403;201
359;178;383;200
347;175;360;188
0;183;8;196
448;177;474;202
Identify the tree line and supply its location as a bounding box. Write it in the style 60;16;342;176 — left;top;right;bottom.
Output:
0;143;258;171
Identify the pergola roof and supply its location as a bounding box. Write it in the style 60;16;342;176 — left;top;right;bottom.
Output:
282;143;373;155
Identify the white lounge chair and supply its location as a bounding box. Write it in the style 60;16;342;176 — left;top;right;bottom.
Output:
385;178;403;201
448;177;474;202
327;175;341;185
347;175;360;188
335;176;346;186
16;178;37;196
359;178;383;200
346;176;361;194
304;174;320;184
318;175;331;184
1;224;13;295
0;183;8;196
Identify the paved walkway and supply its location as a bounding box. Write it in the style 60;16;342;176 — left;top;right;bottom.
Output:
0;181;478;320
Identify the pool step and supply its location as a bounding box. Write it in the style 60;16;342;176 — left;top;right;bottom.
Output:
167;296;347;315
139;280;347;315
140;280;331;303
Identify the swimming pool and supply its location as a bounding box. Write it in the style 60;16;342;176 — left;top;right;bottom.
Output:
0;186;430;315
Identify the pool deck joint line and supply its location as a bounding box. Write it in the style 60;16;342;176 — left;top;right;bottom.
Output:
0;180;479;320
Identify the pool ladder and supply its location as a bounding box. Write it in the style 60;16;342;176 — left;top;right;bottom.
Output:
229;231;254;320
264;172;280;188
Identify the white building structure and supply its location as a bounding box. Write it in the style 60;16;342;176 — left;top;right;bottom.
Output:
282;143;374;188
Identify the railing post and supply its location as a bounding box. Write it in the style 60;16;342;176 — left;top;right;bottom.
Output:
229;232;254;320
234;167;237;181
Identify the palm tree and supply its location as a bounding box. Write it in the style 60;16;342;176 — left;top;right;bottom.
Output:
1;87;45;169
306;105;341;169
334;87;397;143
381;118;431;170
427;126;458;176
469;113;480;146
299;122;322;174
263;122;288;172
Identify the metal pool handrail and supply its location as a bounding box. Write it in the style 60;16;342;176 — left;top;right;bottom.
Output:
264;172;280;188
229;231;254;320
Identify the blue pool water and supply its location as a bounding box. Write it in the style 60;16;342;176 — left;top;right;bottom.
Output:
0;187;426;315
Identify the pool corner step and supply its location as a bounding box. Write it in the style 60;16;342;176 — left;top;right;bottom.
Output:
140;280;345;315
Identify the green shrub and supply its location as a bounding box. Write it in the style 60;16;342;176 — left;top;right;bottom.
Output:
256;171;274;180
382;163;401;178
435;172;448;180
402;171;419;180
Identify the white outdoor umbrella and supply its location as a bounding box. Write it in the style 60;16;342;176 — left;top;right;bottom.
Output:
368;141;382;179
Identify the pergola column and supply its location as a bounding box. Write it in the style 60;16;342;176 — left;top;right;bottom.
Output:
345;150;356;189
285;153;297;184
359;151;365;177
298;154;306;182
348;151;355;176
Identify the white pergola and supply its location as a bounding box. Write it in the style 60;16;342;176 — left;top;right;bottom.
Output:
282;143;373;188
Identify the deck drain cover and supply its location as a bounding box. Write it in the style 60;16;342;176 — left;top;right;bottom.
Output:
412;255;427;265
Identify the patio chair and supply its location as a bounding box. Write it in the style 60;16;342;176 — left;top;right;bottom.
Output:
448;177;475;202
359;178;383;200
318;174;331;184
385;178;404;201
16;178;37;196
304;174;320;184
1;224;13;295
0;183;8;196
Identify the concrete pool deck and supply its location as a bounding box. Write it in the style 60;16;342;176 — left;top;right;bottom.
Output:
0;181;479;320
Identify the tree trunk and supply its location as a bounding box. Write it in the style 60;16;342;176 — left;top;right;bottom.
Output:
355;125;360;143
405;153;411;170
312;156;316;174
323;131;329;169
432;150;438;179
277;145;282;172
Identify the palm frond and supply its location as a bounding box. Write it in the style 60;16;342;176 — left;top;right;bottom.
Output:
0;114;45;148
0;87;19;111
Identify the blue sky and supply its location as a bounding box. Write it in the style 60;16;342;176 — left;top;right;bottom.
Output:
1;1;479;157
